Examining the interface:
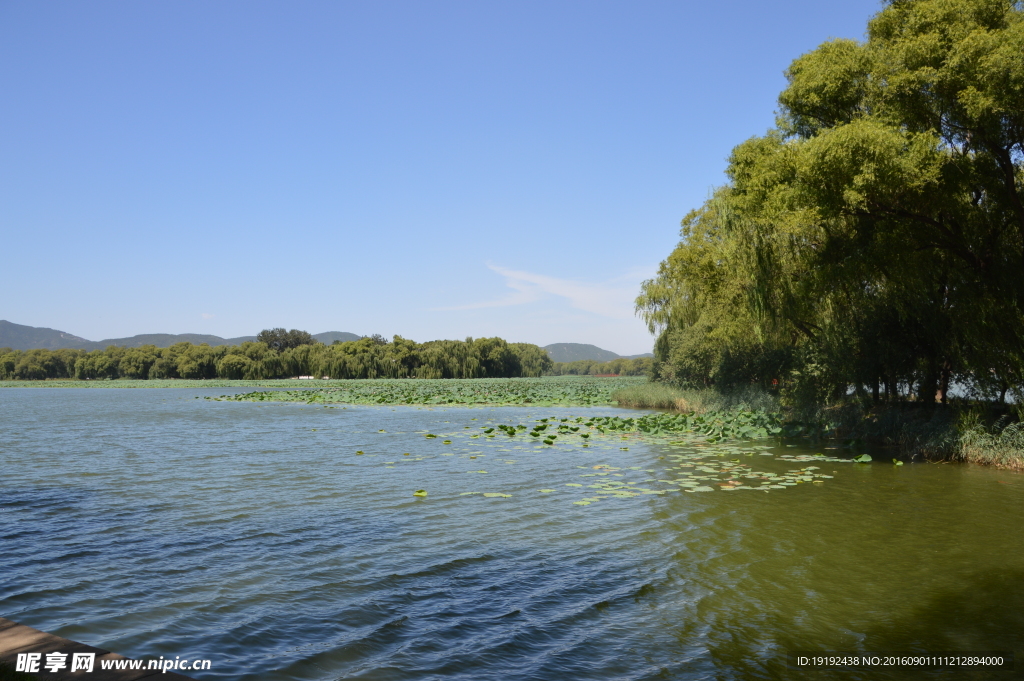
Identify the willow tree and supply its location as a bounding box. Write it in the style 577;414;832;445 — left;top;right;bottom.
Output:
640;0;1024;404
637;196;796;389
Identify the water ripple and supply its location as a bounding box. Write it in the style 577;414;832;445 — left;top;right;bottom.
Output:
3;388;1023;680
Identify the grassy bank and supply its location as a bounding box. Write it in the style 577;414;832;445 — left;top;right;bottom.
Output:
611;382;1024;469
958;422;1024;468
784;401;1024;469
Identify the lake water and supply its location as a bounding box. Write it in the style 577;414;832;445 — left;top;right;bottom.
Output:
1;388;1022;680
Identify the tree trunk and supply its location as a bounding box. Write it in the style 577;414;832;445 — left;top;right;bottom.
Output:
917;377;936;404
938;359;952;404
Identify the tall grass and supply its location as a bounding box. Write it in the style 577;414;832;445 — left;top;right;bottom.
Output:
956;411;1024;469
611;382;688;410
611;382;780;413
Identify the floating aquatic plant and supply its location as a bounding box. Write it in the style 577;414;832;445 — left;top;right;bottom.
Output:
221;377;646;407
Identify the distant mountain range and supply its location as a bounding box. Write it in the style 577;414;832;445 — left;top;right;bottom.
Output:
0;321;651;360
0;320;359;351
542;343;653;363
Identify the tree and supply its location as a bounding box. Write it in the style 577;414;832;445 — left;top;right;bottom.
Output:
510;343;554;377
119;346;158;379
639;0;1024;405
217;354;253;380
0;336;555;382
471;337;520;377
257;328;319;353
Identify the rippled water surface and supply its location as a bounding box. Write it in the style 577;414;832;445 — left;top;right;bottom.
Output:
2;388;1023;680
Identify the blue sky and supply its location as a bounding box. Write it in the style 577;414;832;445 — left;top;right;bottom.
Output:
1;1;881;354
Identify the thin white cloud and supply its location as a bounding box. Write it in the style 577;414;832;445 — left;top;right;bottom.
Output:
201;313;215;319
435;263;653;319
435;270;544;311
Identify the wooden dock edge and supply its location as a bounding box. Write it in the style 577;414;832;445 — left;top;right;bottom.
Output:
0;618;196;680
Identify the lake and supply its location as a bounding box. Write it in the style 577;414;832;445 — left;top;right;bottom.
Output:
1;388;1022;680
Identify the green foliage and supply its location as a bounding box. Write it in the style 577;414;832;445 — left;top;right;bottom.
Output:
0;336;553;381
223;376;645;406
511;343;555;377
217;353;253;380
547;356;652;377
610;382;690;410
582;411;783;442
612;383;781;413
473;410;782;444
638;0;1024;408
957;412;1024;468
256;328;318;352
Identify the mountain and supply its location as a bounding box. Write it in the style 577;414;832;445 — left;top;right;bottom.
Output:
544;343;619;363
0;320;93;351
542;343;652;363
2;322;649;360
0;320;361;351
315;331;361;344
92;333;256;349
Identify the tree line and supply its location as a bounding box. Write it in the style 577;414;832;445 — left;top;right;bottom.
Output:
0;333;553;380
637;0;1024;407
546;357;652;377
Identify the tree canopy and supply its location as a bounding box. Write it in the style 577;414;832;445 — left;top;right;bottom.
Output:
256;328;319;352
0;336;553;381
638;0;1024;405
546;357;652;377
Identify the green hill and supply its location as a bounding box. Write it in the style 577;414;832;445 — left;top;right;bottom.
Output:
93;333;254;349
314;331;361;344
542;343;653;363
0;320;360;351
2;322;646;361
0;320;92;350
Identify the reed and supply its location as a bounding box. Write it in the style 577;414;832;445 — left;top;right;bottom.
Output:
610;382;689;410
957;418;1024;470
611;382;780;413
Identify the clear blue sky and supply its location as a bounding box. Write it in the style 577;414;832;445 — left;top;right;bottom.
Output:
1;0;881;355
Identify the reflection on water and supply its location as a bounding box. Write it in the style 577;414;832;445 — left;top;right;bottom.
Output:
1;388;1021;680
